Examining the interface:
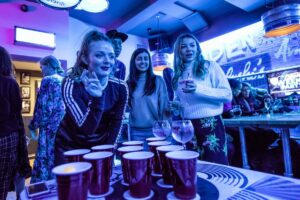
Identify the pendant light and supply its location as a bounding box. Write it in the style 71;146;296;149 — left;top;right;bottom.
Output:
38;0;81;10
151;15;170;71
261;3;300;37
38;0;109;13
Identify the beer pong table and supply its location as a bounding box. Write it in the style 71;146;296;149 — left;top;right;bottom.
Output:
223;113;300;177
21;160;300;200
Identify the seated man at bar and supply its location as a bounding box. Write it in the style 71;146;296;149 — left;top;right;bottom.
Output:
54;30;127;165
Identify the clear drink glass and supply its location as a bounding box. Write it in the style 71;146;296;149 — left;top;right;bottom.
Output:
264;97;272;115
171;120;194;149
152;120;171;139
232;105;242;118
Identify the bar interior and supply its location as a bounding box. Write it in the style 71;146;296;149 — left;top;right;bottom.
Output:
1;0;300;199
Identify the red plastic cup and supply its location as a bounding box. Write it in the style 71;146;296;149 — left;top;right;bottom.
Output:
63;149;90;163
148;141;171;174
91;145;115;177
122;140;144;146
166;150;199;199
117;146;144;184
146;137;165;143
123;151;154;198
52;162;92;200
83;151;113;196
156;145;184;185
91;144;115;153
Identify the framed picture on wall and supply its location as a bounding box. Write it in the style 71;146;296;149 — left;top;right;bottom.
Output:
20;86;30;99
22;100;31;113
20;72;31;85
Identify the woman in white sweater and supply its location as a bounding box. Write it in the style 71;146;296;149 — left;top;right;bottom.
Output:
127;48;170;143
172;33;232;165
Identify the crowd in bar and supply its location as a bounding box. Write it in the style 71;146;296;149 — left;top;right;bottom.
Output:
1;1;300;200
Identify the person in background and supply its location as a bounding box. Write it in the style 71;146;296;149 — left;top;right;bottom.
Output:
55;30;127;165
28;55;65;183
221;79;243;164
223;80;278;168
163;67;174;101
223;79;242;118
127;48;170;143
239;82;263;115
0;46;31;199
171;33;232;165
106;29;128;80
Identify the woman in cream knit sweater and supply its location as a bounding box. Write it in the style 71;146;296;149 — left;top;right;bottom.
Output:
172;33;232;165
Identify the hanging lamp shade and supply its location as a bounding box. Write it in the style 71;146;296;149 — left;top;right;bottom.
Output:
261;3;300;37
38;0;81;9
152;52;169;71
38;0;109;13
75;0;109;13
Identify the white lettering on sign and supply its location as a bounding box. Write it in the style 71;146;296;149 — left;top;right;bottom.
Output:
270;72;300;92
275;37;300;62
280;73;300;90
204;34;257;63
202;22;300;66
225;40;246;60
225;34;257;61
210;47;224;62
225;60;265;79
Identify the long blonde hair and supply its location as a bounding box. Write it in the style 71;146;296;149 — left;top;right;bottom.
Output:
172;33;208;89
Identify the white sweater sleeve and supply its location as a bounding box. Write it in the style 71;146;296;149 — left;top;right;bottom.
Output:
193;61;232;103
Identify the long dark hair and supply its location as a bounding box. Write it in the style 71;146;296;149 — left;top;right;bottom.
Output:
172;33;208;89
127;48;157;105
69;30;113;80
0;46;13;76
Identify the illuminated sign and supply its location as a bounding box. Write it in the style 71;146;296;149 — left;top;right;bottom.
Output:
14;27;56;49
200;21;300;75
267;67;300;97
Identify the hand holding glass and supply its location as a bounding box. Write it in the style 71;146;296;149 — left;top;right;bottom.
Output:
152;120;171;139
180;75;196;93
231;105;242;118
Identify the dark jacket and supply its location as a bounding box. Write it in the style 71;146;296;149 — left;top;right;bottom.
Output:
163;67;174;101
237;94;263;116
0;75;22;137
55;77;128;153
0;75;31;178
114;59;126;80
